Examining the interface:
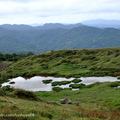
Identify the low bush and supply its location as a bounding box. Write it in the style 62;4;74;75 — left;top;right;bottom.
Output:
109;82;120;87
72;79;82;83
14;89;38;100
2;85;14;92
59;81;71;85
42;79;53;84
0;88;6;96
51;81;60;86
9;81;15;84
0;78;10;84
51;81;71;86
52;87;63;92
40;111;53;119
117;77;120;79
69;83;86;89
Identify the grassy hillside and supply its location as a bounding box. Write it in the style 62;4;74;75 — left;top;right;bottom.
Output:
3;47;120;78
0;81;120;120
1;47;120;120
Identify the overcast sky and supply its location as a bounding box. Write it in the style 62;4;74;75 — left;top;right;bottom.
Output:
0;0;120;25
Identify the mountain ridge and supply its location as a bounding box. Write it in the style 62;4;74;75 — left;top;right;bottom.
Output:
0;25;120;54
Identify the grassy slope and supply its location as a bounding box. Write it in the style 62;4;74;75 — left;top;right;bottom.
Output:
3;47;120;78
0;82;120;120
1;48;120;120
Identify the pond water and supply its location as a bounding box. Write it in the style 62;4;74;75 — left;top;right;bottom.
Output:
2;76;120;91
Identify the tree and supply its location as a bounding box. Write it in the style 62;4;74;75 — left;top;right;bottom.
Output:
27;52;34;56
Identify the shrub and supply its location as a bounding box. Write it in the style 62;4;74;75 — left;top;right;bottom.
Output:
0;78;10;84
72;79;82;83
117;77;120;79
14;89;38;100
0;88;6;96
2;85;14;92
109;82;120;87
42;79;53;84
52;87;63;92
69;83;86;89
59;81;71;85
51;81;71;86
40;111;53;119
9;81;15;84
51;81;60;86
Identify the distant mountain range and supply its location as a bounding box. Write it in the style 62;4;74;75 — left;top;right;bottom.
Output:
0;20;120;54
1;19;120;30
81;19;120;29
0;23;83;30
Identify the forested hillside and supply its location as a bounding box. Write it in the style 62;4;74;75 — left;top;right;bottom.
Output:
0;25;120;53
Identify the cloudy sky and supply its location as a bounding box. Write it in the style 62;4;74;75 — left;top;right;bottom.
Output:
0;0;120;25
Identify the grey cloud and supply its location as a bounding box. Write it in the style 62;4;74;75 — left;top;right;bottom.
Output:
0;0;38;2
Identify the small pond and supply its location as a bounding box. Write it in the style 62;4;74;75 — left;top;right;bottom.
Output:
2;76;120;91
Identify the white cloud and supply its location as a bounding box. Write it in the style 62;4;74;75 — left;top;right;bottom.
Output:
0;0;120;24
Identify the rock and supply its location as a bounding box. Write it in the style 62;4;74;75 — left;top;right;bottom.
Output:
60;98;72;104
96;66;101;69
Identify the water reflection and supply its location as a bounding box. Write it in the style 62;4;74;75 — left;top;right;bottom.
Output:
2;76;119;91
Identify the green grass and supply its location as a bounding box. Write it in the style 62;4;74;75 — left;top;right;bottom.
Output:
51;81;71;86
2;47;120;79
69;83;86;89
0;81;120;120
72;79;82;83
1;47;120;119
42;79;53;84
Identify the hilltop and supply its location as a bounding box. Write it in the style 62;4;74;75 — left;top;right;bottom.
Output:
3;47;120;78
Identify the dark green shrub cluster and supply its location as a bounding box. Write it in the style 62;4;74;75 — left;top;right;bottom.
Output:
51;81;71;86
109;82;120;87
52;87;63;92
117;77;120;79
69;83;86;89
14;89;38;100
42;79;53;84
72;79;82;83
51;81;60;86
40;111;53;119
0;88;6;96
9;81;15;84
60;81;71;85
0;53;30;62
2;85;14;92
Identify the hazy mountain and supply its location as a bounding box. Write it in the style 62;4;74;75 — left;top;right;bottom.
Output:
82;19;120;29
0;24;33;30
0;25;120;53
0;23;83;30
